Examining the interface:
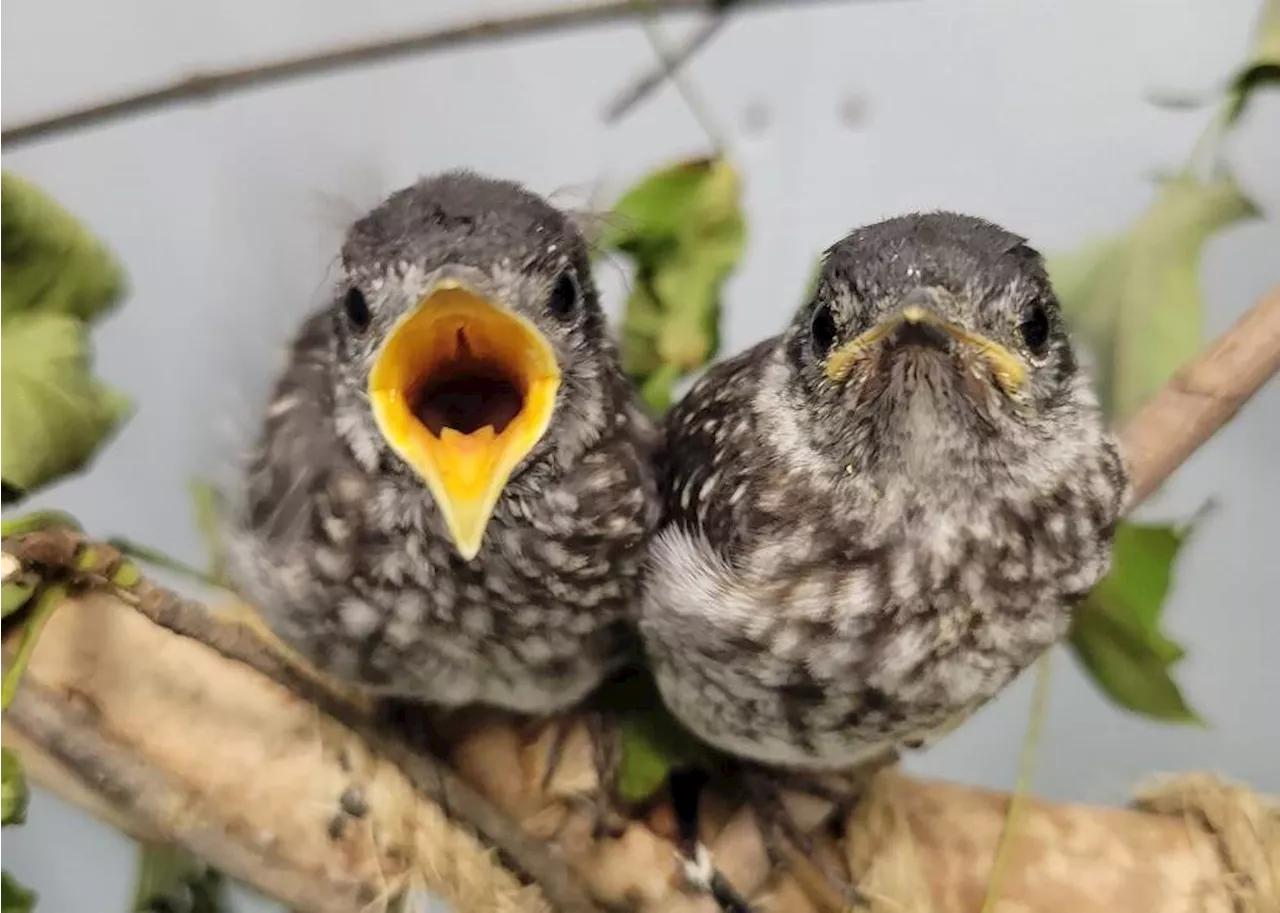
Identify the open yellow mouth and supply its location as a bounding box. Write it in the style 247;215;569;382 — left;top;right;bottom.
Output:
369;281;561;560
825;304;1027;394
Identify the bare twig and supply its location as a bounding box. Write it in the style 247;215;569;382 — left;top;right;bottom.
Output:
601;0;912;126
1;0;842;148
603;13;728;125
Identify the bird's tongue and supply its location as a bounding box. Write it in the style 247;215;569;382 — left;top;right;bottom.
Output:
432;426;500;493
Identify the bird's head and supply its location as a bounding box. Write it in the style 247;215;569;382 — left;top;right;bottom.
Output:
782;212;1093;478
331;171;611;559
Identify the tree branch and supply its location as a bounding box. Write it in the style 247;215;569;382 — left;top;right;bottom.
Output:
1;0;841;148
3;285;1277;912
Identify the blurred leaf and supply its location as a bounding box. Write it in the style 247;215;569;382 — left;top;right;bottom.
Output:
1;749;29;827
617;720;674;805
132;843;226;913
1;584;67;712
189;479;228;585
598;671;713;805
1;313;132;496
605;156;746;414
1;172;126;325
1;872;36;913
1227;0;1280;124
1;583;34;621
1049;173;1260;421
1068;521;1202;723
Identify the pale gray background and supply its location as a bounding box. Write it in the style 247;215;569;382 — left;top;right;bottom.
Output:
2;1;1278;910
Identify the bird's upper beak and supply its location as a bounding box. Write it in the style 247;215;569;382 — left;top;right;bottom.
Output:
368;280;560;560
825;293;1026;395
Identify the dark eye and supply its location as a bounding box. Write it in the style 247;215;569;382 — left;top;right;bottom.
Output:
1019;303;1050;355
343;286;370;331
810;303;838;355
548;272;578;320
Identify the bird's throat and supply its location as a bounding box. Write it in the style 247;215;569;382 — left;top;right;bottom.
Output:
369;283;561;559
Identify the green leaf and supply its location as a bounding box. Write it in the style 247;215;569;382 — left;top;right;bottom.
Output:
1;583;35;621
598;671;713;805
1049;173;1260;421
1;172;126;325
1;749;30;827
1;584;68;712
132;843;226;913
617;720;675;805
1226;0;1280;124
1;312;132;495
1068;521;1202;723
605;156;746;414
1;871;36;913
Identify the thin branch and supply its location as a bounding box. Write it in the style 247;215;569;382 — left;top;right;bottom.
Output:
635;7;727;151
601;0;914;125
1120;284;1280;503
1;0;841;148
603;13;728;125
128;583;605;913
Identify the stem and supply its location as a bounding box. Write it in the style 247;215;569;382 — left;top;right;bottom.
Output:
107;538;222;589
979;652;1053;913
635;7;728;153
605;14;728;125
1;0;842;148
1;583;68;711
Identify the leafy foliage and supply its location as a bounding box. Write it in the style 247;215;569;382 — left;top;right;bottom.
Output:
1;173;126;323
1;172;131;501
2;749;30;828
1048;6;1274;724
1;872;36;913
1068;523;1202;723
131;844;226;913
0;176;135;911
601;156;746;412
1;313;133;497
1049;173;1260;422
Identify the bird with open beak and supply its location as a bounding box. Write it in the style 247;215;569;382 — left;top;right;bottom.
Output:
640;213;1129;892
225;172;660;740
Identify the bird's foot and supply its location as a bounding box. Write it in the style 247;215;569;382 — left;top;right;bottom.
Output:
669;768;755;913
540;709;628;840
740;766;869;911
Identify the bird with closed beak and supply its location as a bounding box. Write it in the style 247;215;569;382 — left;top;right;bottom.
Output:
226;172;660;739
641;213;1129;876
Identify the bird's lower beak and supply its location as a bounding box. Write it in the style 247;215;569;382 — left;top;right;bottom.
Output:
368;281;561;560
825;301;1026;394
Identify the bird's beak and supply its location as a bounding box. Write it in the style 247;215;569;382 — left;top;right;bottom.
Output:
368;280;561;560
825;299;1026;394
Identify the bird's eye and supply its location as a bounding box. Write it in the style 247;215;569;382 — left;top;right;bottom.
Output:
1019;303;1050;355
810;303;838;355
344;286;370;331
548;272;578;320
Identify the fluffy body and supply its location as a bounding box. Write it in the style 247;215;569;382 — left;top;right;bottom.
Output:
225;172;660;714
641;213;1129;770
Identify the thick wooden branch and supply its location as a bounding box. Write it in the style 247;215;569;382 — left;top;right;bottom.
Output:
1;0;843;148
3;286;1278;913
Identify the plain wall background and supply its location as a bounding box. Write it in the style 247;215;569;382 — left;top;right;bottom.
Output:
3;1;1278;910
